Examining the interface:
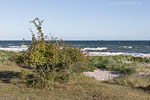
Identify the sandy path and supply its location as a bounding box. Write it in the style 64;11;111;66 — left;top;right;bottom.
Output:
84;69;121;81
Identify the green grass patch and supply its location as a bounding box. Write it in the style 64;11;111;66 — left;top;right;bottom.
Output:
129;56;150;63
0;50;18;63
88;55;150;74
113;74;150;91
89;55;137;74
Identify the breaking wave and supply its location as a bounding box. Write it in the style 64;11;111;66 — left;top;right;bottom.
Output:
82;47;107;51
88;52;150;57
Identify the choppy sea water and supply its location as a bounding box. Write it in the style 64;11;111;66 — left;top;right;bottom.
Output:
0;40;150;57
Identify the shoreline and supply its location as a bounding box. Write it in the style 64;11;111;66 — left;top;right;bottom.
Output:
88;52;150;57
0;47;28;52
1;47;150;57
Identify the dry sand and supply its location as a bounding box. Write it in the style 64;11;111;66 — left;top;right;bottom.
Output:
84;69;121;81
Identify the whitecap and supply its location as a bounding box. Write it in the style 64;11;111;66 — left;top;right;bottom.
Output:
120;46;132;49
82;47;107;51
0;45;28;52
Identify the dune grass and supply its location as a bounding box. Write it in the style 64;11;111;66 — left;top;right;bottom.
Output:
89;55;150;92
0;50;18;63
113;74;150;89
89;55;150;74
1;50;150;100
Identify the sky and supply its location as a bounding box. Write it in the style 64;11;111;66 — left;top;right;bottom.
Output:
0;0;150;40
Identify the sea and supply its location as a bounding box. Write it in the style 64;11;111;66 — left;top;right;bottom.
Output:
0;40;150;57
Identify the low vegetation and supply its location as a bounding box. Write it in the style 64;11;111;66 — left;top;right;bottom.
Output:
0;50;150;99
113;74;150;90
0;50;18;63
89;55;150;74
88;56;136;74
87;55;150;92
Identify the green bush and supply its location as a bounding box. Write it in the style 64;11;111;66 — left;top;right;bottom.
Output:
86;57;97;71
94;56;109;68
120;67;136;75
129;56;150;63
17;18;91;88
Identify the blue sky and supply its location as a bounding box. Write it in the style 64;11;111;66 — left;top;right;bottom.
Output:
0;0;149;40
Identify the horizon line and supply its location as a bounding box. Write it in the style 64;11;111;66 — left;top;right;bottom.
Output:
0;39;150;41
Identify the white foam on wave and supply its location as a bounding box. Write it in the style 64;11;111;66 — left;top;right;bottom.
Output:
1;45;149;57
0;45;28;52
0;48;28;52
120;46;132;49
9;45;28;48
88;52;150;57
82;47;107;51
9;46;21;48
